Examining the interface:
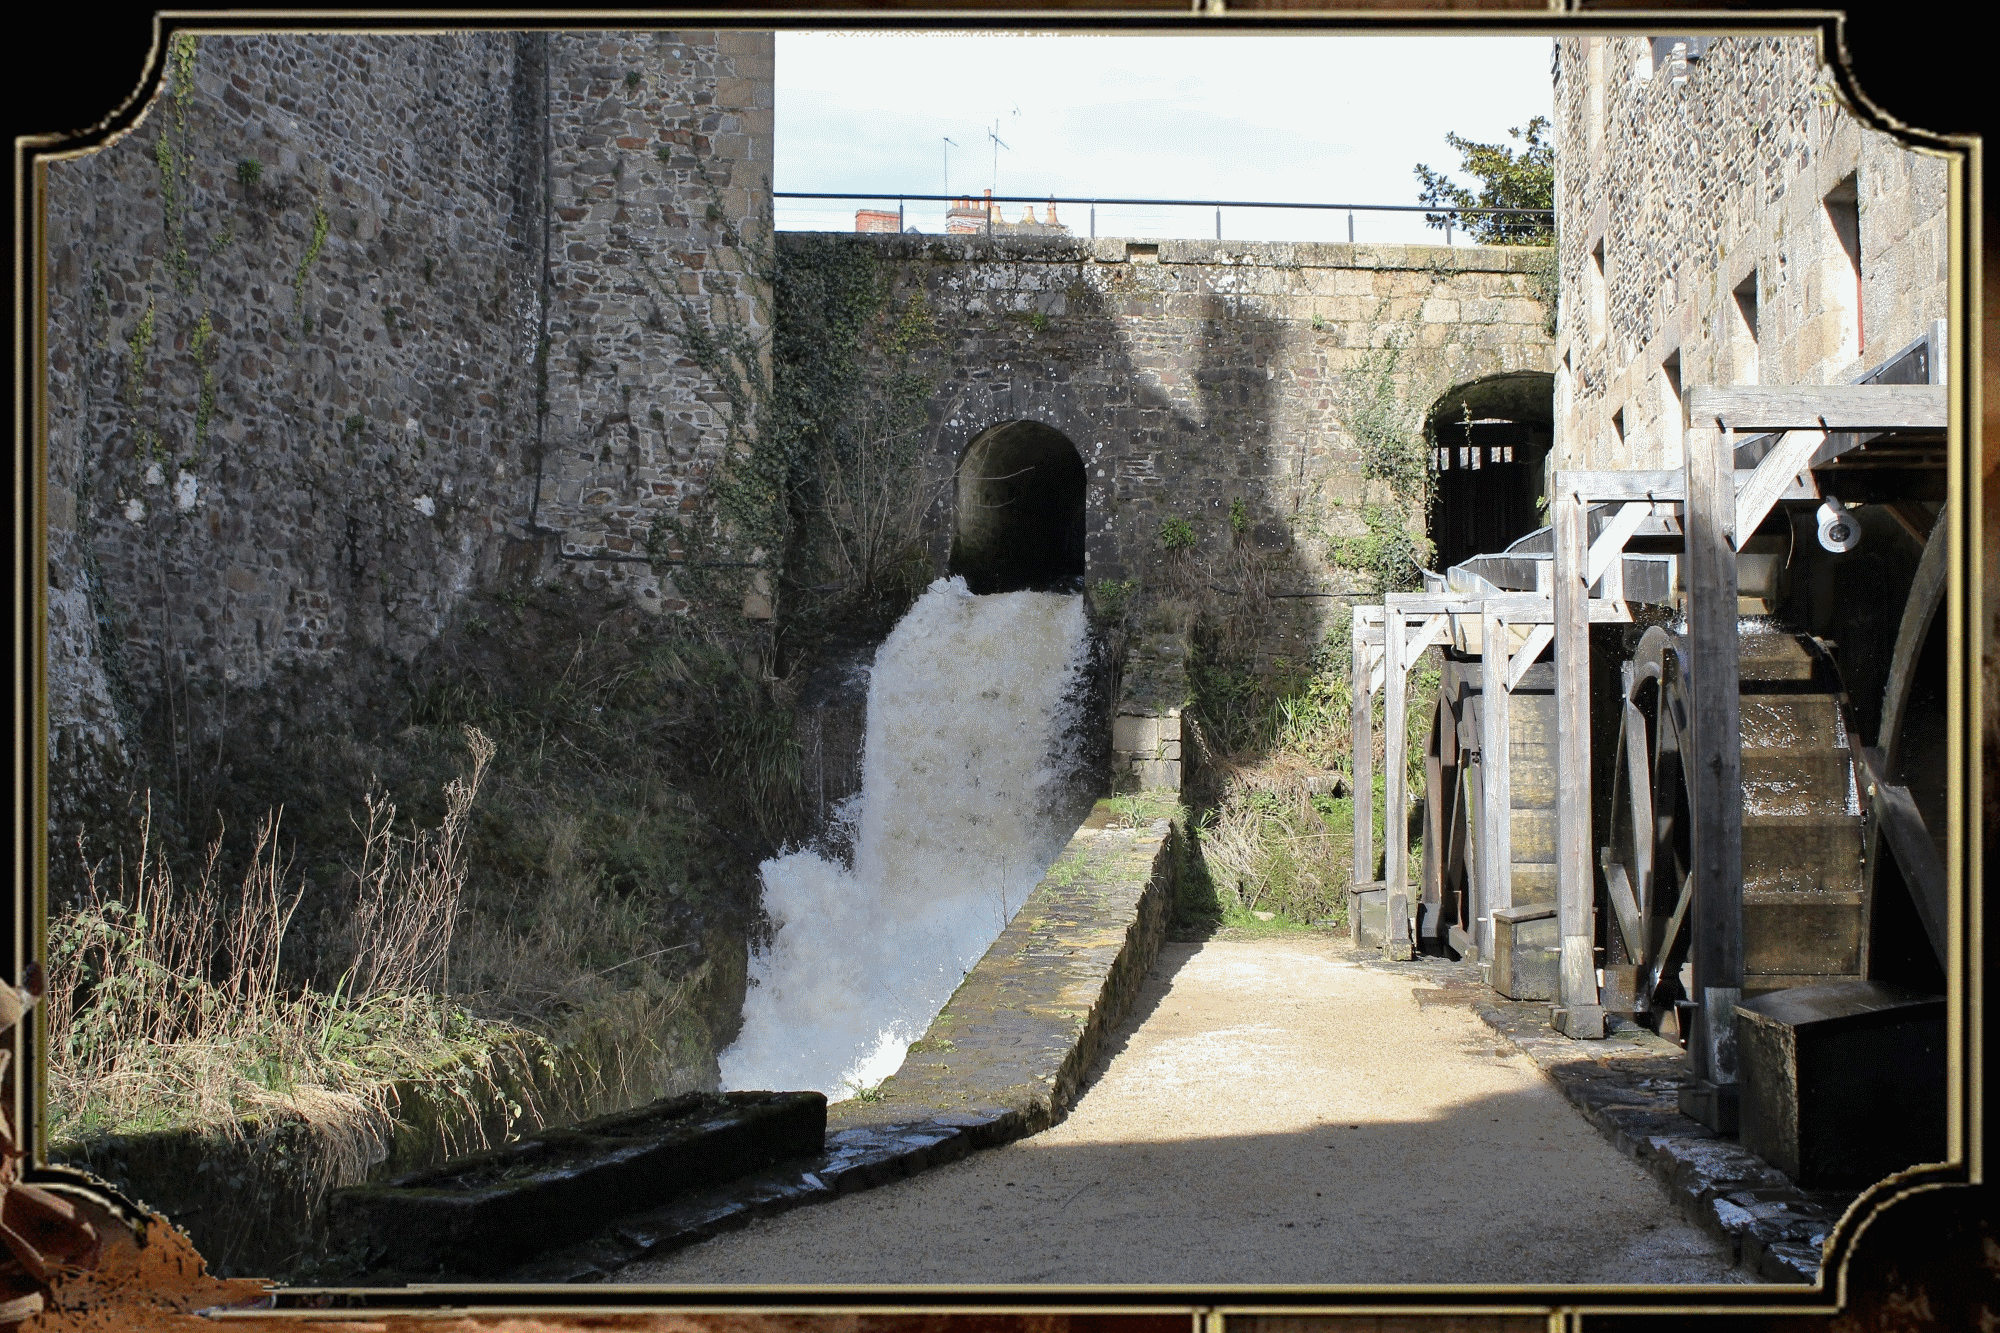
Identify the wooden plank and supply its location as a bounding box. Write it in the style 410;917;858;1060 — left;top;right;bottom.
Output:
1478;592;1632;626
1351;607;1374;897
1684;416;1745;1091
1555;469;1686;502
1507;624;1554;692
1384;593;1487;615
1733;430;1828;549
1551;493;1601;1032
1478;606;1512;965
1686;382;1947;431
1553;469;1822;504
1384;609;1409;957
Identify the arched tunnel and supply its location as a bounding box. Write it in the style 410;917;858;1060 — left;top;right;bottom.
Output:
1424;371;1555;573
949;420;1088;595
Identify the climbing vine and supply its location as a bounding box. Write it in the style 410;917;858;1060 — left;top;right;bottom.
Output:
1331;313;1438;594
643;187;945;635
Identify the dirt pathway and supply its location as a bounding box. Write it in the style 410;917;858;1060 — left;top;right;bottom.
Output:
621;935;1754;1286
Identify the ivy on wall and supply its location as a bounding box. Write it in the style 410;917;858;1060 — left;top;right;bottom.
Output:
1330;316;1439;595
645;200;944;643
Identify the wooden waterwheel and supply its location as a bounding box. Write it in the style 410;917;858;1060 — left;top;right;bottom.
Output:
1598;620;1878;1030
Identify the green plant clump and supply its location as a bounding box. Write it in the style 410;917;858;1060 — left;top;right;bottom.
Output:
1159;515;1198;553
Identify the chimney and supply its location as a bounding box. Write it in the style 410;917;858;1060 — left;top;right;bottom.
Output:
1022;204;1038;225
1046;197;1059;226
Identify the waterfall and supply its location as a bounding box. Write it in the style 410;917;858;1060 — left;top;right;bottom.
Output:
718;576;1091;1101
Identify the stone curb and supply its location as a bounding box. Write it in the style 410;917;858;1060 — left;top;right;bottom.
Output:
1464;979;1855;1285
478;803;1183;1284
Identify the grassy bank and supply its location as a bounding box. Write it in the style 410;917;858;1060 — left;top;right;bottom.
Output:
44;580;806;1273
1175;599;1442;939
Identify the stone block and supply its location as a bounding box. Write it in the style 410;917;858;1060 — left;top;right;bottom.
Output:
1112;713;1157;753
1489;902;1559;1001
1736;981;1945;1188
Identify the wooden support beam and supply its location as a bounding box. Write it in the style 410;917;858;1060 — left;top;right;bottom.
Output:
1587;501;1653;587
1551;494;1603;1038
1478;606;1513;966
1552;469;1819;505
1384;609;1412;960
1507;623;1554;692
1732;430;1828;549
1681;414;1745;1129
1554;469;1687;502
1351;607;1375;901
1686;382;1948;431
1405;612;1450;661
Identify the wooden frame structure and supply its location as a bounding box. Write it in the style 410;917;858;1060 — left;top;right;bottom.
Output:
1351;376;1946;1076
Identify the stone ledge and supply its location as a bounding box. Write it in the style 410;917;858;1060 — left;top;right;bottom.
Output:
818;230;1545;273
484;797;1184;1283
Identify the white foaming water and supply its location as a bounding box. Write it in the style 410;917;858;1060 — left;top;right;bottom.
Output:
718;576;1090;1101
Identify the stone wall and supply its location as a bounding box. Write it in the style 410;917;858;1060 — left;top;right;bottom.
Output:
1553;34;1950;469
839;233;1556;676
41;31;772;828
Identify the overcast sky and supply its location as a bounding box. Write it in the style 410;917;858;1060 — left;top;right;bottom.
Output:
775;31;1554;246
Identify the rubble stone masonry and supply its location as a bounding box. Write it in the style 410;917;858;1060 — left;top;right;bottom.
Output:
1553;33;1949;469
41;31;772;823
846;232;1556;667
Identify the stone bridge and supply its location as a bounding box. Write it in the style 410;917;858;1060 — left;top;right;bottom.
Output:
826;232;1556;758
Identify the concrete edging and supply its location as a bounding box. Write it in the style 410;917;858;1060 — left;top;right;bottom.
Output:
493;798;1183;1284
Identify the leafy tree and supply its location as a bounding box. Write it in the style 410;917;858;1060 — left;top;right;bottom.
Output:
1413;116;1553;244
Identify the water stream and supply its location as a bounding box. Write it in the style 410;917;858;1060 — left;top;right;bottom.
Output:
718;576;1092;1101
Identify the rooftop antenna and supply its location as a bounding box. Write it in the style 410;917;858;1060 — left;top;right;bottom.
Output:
941;135;958;195
987;117;1010;194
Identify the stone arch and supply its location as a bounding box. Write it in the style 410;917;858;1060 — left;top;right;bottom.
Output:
1423;370;1556;573
949;419;1088;595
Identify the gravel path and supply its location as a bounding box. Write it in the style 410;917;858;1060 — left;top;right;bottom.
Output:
622;935;1755;1286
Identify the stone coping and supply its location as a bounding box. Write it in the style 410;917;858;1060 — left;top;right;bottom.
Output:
801;230;1547;272
1357;951;1855;1286
441;798;1185;1285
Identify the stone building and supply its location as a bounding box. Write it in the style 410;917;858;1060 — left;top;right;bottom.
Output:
944;190;1071;236
1553;32;1948;469
41;31;773;826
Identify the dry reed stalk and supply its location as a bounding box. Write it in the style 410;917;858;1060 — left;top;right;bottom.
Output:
347;726;494;999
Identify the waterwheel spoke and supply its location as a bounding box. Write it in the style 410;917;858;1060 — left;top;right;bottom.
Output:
1624;699;1654;915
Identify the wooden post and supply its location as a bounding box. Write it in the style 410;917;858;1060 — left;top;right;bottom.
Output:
1384;608;1411;959
1680;411;1745;1131
1551;493;1604;1038
1351;609;1375;894
1478;604;1513;968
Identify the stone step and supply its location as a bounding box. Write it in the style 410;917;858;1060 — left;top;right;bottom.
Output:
1739;694;1846;750
1741;749;1857;818
1742;814;1864;896
1744;897;1865;977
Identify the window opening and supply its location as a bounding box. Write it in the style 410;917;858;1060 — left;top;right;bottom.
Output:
1824;173;1863;363
1731;272;1760;385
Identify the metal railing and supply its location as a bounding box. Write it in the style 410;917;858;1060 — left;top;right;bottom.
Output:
776;190;1552;245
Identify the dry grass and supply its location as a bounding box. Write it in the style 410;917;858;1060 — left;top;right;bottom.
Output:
44;727;500;1172
1197;763;1350;925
